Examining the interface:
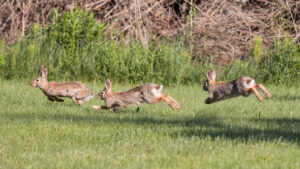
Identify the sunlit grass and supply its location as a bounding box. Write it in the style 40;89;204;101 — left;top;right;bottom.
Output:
0;80;299;169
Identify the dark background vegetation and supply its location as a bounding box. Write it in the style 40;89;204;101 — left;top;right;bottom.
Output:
0;0;299;85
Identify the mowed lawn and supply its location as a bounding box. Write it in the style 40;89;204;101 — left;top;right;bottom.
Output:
0;80;299;169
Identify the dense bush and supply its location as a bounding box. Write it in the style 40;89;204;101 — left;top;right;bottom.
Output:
0;9;202;85
0;8;299;86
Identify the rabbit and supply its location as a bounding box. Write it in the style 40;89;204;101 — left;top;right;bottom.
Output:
31;67;94;105
92;79;180;110
203;70;271;104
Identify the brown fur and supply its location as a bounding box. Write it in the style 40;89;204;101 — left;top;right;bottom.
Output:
92;79;180;110
31;67;94;105
203;70;271;104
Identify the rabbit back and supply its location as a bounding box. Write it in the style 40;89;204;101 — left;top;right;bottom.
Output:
45;81;93;98
105;83;162;108
208;76;255;100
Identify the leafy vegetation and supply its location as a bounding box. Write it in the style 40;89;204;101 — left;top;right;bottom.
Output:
0;9;198;85
222;38;300;86
0;9;299;86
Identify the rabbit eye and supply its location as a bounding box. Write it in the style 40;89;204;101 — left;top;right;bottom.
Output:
36;79;39;82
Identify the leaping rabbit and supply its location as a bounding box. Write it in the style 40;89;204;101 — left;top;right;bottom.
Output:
31;67;94;105
203;70;271;104
92;79;180;110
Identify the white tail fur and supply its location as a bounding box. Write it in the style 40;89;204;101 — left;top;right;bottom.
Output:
159;85;163;91
151;85;163;97
244;79;255;88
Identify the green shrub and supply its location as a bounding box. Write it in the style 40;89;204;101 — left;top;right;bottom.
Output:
0;8;203;85
1;8;299;87
253;35;264;64
222;38;300;86
259;39;300;86
0;39;5;72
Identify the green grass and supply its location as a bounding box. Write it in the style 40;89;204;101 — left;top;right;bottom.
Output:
0;80;299;169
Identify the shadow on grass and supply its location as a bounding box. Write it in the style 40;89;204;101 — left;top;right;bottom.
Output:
250;117;300;125
179;116;300;143
0;109;223;127
178;123;300;143
2;110;300;143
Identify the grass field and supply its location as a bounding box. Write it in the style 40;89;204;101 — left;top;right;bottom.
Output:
0;80;299;169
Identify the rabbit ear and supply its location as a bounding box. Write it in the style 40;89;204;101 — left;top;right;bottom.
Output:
206;70;211;80
210;70;216;82
40;67;47;78
206;70;216;83
105;79;111;91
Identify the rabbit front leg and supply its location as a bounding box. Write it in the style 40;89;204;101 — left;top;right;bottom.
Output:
92;105;110;110
47;96;64;102
54;96;64;102
47;96;55;102
205;97;216;104
92;100;121;110
92;102;123;110
205;92;219;104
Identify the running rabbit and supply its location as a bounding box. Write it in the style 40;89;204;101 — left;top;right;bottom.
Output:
203;70;271;104
31;67;94;105
92;79;180;110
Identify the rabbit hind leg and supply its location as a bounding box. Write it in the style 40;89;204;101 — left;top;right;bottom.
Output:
251;87;263;102
72;96;80;105
256;84;271;99
158;94;180;109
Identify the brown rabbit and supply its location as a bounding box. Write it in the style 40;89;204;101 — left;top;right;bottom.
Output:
203;70;271;104
92;79;180;110
31;67;94;105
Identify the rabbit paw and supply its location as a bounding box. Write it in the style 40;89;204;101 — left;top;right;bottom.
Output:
92;105;102;110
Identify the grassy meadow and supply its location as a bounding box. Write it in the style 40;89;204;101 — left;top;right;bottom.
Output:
0;80;299;169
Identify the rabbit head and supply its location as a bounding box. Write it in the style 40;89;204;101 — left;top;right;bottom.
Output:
31;67;48;89
97;79;112;100
203;70;216;91
203;80;209;91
